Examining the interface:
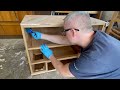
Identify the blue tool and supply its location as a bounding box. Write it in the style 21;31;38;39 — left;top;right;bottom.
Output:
26;28;34;34
26;28;41;40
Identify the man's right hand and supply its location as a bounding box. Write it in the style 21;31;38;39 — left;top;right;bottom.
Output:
26;28;42;40
31;31;42;40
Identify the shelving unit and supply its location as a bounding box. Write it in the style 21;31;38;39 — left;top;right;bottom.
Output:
20;15;106;76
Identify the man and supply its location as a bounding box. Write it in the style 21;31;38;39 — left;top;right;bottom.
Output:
26;11;120;79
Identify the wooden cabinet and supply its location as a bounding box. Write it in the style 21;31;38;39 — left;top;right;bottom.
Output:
20;15;106;75
20;15;79;75
1;24;21;35
0;11;18;21
0;11;33;36
0;25;4;35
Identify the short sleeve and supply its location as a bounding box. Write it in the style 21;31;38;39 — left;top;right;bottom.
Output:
69;53;107;79
69;60;81;78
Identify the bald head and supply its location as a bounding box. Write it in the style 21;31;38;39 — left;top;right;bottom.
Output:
64;11;93;32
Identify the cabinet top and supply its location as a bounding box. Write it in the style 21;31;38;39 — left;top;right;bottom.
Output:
20;15;106;27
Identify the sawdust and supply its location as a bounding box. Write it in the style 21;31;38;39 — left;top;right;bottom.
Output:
19;61;25;66
20;56;25;61
15;51;23;57
0;59;5;62
0;55;3;57
0;65;3;69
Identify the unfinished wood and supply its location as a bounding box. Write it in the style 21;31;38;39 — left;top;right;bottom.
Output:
24;27;32;48
31;27;63;49
48;62;55;70
21;26;33;74
47;58;76;72
20;15;106;75
31;71;47;75
34;53;43;60
47;58;76;70
112;29;120;35
26;27;69;49
28;44;69;50
31;54;78;65
110;31;120;39
96;11;103;19
20;15;64;27
32;63;46;72
21;15;106;28
114;18;120;22
52;46;77;58
30;46;78;65
96;25;106;32
31;58;77;75
106;11;120;34
31;69;56;75
0;11;18;21
45;62;48;71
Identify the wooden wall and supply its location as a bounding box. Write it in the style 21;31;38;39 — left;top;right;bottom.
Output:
0;11;32;36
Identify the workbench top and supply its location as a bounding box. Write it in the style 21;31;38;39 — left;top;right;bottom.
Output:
20;15;106;28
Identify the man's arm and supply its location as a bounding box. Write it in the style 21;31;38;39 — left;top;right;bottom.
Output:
42;34;71;45
40;44;74;77
26;28;72;45
50;55;74;77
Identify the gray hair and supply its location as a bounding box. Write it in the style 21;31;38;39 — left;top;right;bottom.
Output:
64;11;93;32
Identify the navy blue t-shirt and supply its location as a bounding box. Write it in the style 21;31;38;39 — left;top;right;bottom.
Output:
69;30;120;79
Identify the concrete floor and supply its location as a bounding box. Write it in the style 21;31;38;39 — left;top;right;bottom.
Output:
0;38;75;79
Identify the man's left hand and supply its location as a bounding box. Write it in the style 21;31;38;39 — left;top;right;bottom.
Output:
40;44;53;59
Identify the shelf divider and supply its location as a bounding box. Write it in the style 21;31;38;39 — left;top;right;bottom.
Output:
28;44;70;50
31;53;78;65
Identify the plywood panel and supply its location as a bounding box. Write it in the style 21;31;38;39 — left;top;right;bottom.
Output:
32;63;46;72
21;15;106;28
30;46;78;65
20;15;106;75
26;27;63;48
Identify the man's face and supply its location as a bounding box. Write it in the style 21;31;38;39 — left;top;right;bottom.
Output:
63;18;80;44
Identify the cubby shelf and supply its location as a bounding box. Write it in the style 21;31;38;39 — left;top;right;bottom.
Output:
28;44;69;51
20;15;106;76
31;54;78;65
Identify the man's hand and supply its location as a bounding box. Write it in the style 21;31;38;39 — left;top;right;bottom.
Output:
40;44;53;59
26;28;42;40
